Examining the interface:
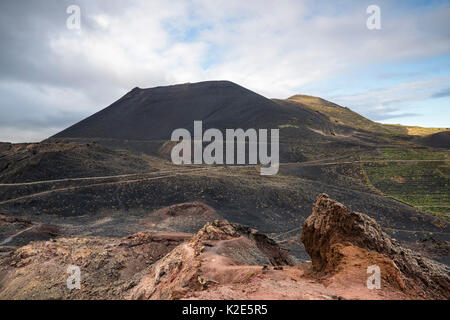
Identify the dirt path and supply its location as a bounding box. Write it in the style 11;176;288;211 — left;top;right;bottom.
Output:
0;167;214;205
0;167;206;186
271;227;302;240
0;225;36;246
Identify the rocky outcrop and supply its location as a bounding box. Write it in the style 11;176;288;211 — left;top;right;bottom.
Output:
190;220;294;266
301;193;450;299
129;220;294;299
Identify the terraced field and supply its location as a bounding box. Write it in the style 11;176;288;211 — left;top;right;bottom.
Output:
363;147;450;220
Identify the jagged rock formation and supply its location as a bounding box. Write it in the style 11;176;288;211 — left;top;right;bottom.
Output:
301;193;450;299
128;220;293;299
190;220;294;266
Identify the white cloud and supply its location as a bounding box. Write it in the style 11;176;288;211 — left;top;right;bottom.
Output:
330;77;450;121
0;0;449;141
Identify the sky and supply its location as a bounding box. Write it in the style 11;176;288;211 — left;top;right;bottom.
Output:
0;0;449;142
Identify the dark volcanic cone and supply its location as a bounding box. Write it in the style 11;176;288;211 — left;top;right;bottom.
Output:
51;81;283;141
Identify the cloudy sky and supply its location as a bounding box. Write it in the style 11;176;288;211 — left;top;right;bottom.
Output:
1;0;449;142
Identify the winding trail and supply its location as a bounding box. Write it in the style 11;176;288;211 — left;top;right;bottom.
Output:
0;167;206;187
0;167;213;205
0;225;36;246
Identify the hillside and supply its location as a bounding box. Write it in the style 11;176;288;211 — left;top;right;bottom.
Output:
284;94;390;134
0;141;154;183
284;95;449;137
419;131;450;149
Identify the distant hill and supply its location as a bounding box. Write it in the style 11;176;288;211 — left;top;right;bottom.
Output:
419;131;450;149
284;95;448;137
49;81;363;162
284;94;386;133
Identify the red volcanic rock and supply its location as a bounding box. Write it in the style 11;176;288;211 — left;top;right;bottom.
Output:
191;220;294;266
0;230;191;299
301;193;450;299
129;220;294;300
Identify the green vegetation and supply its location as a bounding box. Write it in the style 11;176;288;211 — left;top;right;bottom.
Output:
363;147;450;220
378;147;448;160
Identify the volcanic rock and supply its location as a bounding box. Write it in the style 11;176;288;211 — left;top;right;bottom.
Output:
190;220;294;266
0;231;191;299
301;193;450;299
